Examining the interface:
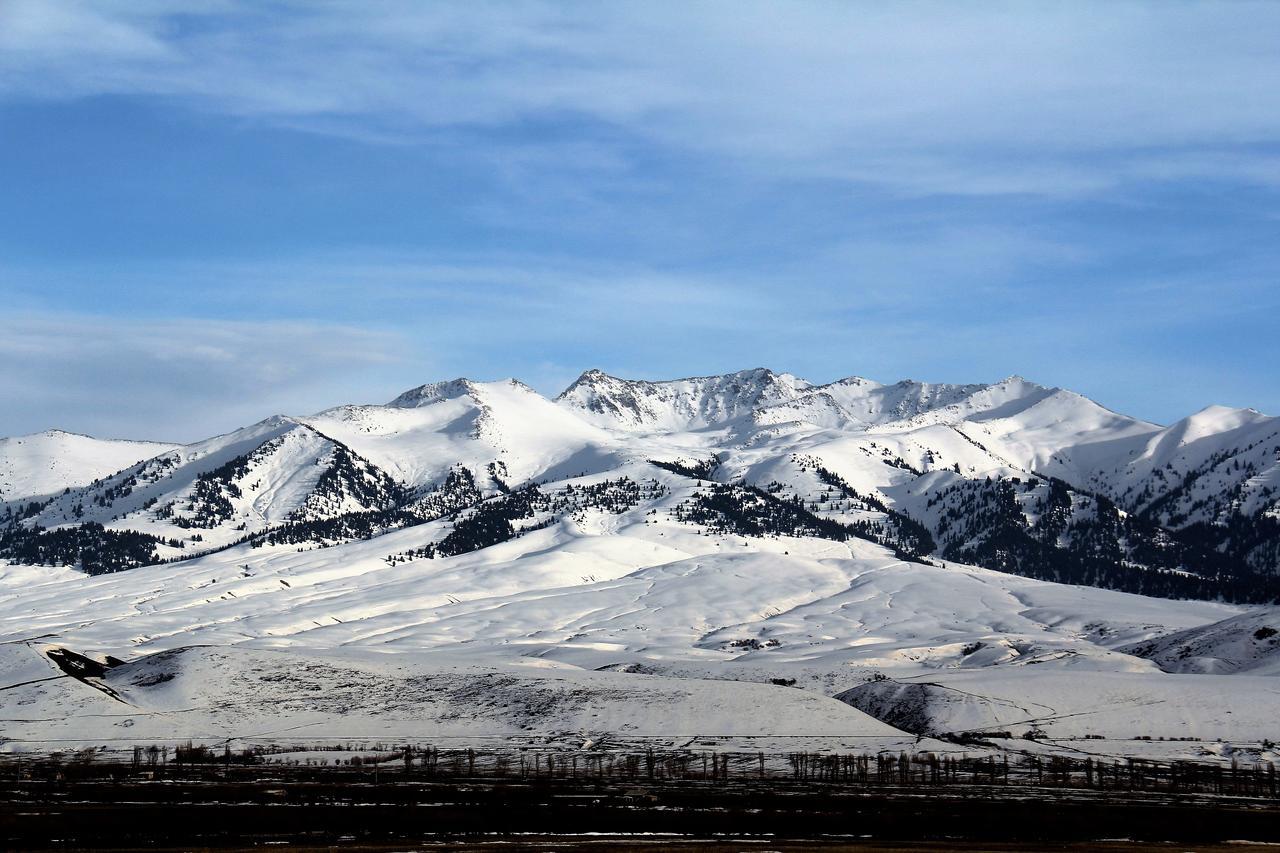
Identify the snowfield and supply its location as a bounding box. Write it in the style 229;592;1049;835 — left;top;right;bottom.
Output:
0;490;1266;760
840;668;1280;765
1;643;934;757
1;368;1278;761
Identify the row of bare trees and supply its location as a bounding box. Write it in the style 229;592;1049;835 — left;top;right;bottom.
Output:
8;744;1278;799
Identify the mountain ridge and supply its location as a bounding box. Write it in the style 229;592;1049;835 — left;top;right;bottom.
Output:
3;367;1276;605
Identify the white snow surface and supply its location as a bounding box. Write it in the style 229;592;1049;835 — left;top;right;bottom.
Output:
0;471;1259;757
840;668;1280;764
306;378;621;489
0;430;176;504
1118;607;1280;674
2;368;1279;758
0;468;1237;663
1;642;932;755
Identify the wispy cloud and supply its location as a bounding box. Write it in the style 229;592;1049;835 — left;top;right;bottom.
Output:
0;312;410;441
3;2;1280;195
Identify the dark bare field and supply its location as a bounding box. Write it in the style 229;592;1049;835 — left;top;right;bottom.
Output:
2;758;1280;845
182;845;1280;853
25;844;1280;853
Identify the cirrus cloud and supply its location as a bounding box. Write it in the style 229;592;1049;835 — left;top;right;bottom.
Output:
2;2;1280;195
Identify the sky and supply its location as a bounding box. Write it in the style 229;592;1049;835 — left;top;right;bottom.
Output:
2;1;1279;441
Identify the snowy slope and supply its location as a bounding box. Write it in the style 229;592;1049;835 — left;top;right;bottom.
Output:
1120;607;1280;674
306;378;622;490
0;430;176;504
1094;406;1280;524
0;482;1263;758
0;642;929;754
954;387;1161;478
22;416;404;558
0;466;1239;673
839;667;1280;751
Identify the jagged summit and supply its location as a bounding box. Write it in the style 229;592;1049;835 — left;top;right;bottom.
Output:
377;370;1095;437
387;378;481;408
561;366;796;389
556;367;813;430
555;369;1064;432
558;366;807;402
387;377;537;409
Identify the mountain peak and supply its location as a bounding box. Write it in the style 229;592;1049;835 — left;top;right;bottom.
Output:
387;378;479;408
556;367;812;430
820;375;879;388
386;377;539;409
246;414;303;432
1172;404;1275;437
561;366;789;393
991;374;1046;391
1192;403;1262;418
15;428;100;441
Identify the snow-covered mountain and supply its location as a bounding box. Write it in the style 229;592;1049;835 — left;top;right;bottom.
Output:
3;368;1275;603
1081;405;1280;576
0;430;176;504
5;417;405;572
305;377;620;490
2;367;1279;761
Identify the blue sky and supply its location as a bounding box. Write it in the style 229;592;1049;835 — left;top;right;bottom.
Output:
2;2;1279;441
